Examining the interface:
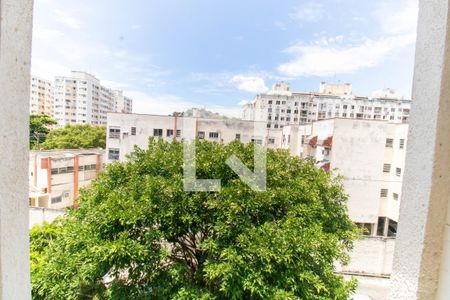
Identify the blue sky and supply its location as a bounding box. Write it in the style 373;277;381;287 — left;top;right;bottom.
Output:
32;0;418;117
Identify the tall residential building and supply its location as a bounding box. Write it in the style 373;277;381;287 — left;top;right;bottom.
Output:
242;82;412;130
113;90;133;113
30;76;54;115
53;71;132;127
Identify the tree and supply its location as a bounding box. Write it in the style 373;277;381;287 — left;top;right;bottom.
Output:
30;114;57;149
31;139;358;299
39;124;106;150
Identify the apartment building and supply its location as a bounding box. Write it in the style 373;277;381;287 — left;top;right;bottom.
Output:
242;82;412;129
30;76;54;115
281;118;408;237
53;71;133;127
113;90;133;113
106;112;271;162
29;149;105;209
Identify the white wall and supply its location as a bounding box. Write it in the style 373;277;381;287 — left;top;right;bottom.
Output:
0;0;33;298
106;113;270;162
337;237;395;276
29;207;65;229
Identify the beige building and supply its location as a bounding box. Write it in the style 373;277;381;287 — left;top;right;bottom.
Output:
53;71;133;127
29;76;53;115
29;149;105;209
281;118;408;237
106;112;272;162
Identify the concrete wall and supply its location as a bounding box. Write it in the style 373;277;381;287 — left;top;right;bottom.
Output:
389;0;450;299
338;237;395;276
0;0;33;298
29;207;65;229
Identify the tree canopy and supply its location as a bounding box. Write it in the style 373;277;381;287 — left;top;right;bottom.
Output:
30;114;57;149
31;139;358;299
39;124;106;150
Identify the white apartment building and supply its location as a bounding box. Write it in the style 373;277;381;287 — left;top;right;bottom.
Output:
29;149;105;209
281;118;408;237
53;71;133;127
106;112;272;162
113;90;133;113
30;76;54;115
242;82;412;130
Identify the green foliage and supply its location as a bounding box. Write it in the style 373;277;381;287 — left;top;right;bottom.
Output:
30;114;57;149
39;124;106;150
31;139;358;299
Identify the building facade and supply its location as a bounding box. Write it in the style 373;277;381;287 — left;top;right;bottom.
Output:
113;90;133;113
52;71;133;127
242;82;412;130
281;118;408;237
106;112;271;162
29;149;105;209
30;76;54;115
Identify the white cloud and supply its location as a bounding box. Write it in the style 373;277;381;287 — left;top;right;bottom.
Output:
31;58;71;81
230;75;269;93
53;9;83;29
238;100;250;106
129;91;196;115
376;0;418;35
129;90;242;118
278;34;416;77
278;0;418;77
290;2;324;23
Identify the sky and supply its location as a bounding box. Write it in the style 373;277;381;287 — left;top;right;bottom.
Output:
32;0;418;117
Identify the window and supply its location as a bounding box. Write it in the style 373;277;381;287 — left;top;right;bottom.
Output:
166;129;174;137
198;131;205;139
393;193;399;200
109;127;120;139
385;138;394;148
235;133;241;140
399;139;405;149
380;189;388;197
209;132;219;139
383;164;391;173
108;148;120;160
176;129;181;138
267;124;271;128
251;138;263;145
131;127;136;135
396;168;402;176
268;138;275;144
377;217;386;236
51;195;62;204
268;100;272;104
276;101;280;105
355;223;373;236
153;128;163;137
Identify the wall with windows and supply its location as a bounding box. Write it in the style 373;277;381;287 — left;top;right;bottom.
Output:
282;118;408;236
106;112;270;163
29;150;105;209
242;82;411;130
